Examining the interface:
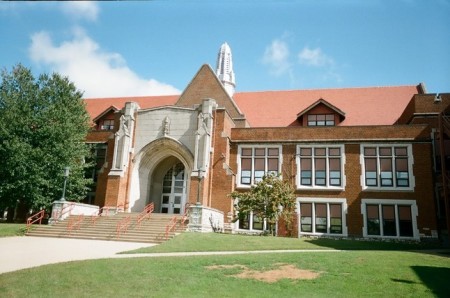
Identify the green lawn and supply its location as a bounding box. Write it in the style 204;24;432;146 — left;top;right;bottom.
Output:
0;232;449;297
125;232;442;254
0;250;449;297
0;223;26;237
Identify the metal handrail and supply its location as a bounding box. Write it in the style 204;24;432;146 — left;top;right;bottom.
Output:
165;216;178;240
116;215;131;238
137;203;155;227
181;203;191;228
53;202;75;223
26;210;45;232
67;214;84;235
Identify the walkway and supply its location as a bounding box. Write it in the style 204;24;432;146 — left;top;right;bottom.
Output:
0;236;340;274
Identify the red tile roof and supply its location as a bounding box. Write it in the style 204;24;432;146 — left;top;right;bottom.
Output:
233;85;420;127
84;95;178;122
84;85;420;127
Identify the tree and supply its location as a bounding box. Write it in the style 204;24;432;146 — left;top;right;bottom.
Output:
0;64;92;221
229;174;296;236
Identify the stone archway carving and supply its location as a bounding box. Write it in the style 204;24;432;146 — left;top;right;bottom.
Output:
128;137;194;212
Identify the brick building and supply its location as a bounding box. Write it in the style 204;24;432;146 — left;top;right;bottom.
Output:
84;43;449;241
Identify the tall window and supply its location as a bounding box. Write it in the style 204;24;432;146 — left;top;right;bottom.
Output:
362;145;412;189
307;114;335;126
362;199;417;239
298;199;347;236
238;211;266;231
297;145;344;189
239;146;281;186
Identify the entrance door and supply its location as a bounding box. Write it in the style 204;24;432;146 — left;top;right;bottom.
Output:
161;163;186;214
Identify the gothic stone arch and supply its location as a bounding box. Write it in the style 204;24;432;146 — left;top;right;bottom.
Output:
128;137;194;212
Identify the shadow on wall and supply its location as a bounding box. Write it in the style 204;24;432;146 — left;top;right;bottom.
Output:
411;266;450;297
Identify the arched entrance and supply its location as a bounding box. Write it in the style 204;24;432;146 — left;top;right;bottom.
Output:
161;162;186;214
128;137;194;213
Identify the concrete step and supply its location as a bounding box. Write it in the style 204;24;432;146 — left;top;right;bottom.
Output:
26;212;188;244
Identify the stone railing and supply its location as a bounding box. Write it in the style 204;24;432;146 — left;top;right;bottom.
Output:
188;205;224;233
49;200;99;224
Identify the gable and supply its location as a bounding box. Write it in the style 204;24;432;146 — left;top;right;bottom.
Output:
296;98;346;126
175;64;244;119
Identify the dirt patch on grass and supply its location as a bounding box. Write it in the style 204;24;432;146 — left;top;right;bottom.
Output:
206;263;321;283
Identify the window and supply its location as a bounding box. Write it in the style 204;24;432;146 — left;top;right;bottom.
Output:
237;211;269;232
307;114;335;126
297;145;344;189
361;145;413;189
298;198;347;236
361;199;417;239
238;146;281;186
100;119;114;130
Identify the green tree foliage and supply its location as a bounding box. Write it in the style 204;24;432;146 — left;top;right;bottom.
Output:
0;64;92;218
229;174;296;235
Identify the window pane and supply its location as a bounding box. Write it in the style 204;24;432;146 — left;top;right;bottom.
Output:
380;158;392;171
330;204;341;217
301;203;312;216
315;203;327;233
379;147;392;156
329;148;340;156
239;212;250;229
255;148;265;156
252;214;263;230
395;147;408;156
315;148;326;156
364;147;377;156
399;206;413;237
268;158;278;171
300;203;312;232
382;205;396;236
315;203;327;217
255;158;265;170
301;158;312;170
395;158;408;171
366;205;380;235
242;148;252;156
330;204;342;234
241;158;252;170
301;158;312;185
268;148;279;156
365;158;377;171
300;148;312;156
326;114;334;120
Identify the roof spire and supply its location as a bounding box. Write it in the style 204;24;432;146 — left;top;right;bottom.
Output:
215;42;235;97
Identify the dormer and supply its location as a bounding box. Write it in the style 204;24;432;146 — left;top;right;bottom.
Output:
297;98;346;126
93;106;119;131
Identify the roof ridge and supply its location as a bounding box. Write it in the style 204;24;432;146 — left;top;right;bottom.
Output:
234;84;419;95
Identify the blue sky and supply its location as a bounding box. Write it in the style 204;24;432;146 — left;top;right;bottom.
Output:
1;1;449;98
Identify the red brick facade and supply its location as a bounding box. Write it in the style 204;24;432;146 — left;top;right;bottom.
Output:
84;64;449;241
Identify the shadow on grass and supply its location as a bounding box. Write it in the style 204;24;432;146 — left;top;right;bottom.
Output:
412;266;450;297
303;238;444;251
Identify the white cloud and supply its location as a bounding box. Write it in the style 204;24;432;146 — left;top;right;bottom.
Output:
61;2;99;21
28;28;181;98
298;47;334;67
262;39;291;76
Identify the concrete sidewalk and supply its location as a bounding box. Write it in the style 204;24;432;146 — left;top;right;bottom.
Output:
0;236;342;275
0;236;154;274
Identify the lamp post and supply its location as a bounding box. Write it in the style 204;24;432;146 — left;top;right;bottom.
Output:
60;167;70;201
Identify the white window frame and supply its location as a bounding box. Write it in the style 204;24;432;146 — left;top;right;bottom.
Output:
237;145;283;188
297;197;348;237
361;199;419;240
296;144;346;190
234;210;270;233
360;144;415;191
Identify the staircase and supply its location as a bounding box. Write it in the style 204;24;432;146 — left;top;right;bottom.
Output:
26;213;188;244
